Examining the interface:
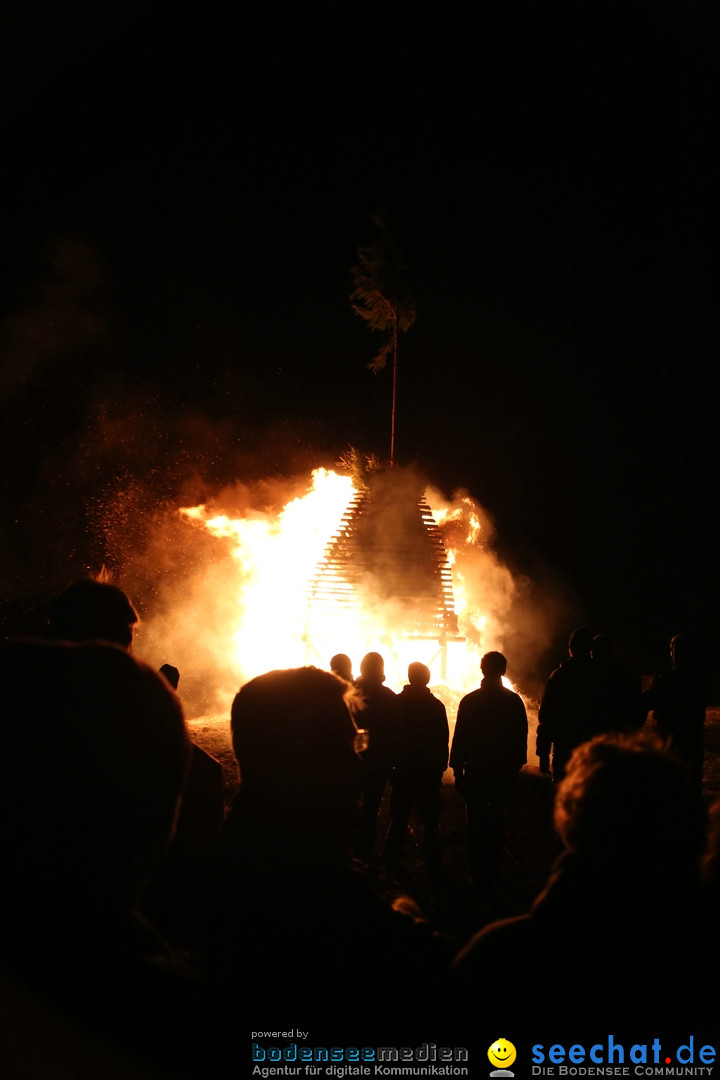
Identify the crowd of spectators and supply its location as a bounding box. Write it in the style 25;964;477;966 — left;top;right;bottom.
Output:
0;584;717;1073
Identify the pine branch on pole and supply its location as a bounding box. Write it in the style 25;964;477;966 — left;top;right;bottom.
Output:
350;215;415;467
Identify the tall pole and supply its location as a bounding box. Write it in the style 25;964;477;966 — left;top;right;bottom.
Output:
390;309;398;467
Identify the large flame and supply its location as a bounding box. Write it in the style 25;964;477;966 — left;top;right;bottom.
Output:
180;469;355;677
171;467;525;722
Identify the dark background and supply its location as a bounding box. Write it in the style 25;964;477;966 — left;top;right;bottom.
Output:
1;2;717;679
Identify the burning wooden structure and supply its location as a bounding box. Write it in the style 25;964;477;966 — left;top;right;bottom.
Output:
304;469;462;673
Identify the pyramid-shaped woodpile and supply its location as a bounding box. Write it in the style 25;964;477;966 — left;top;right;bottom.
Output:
305;469;461;641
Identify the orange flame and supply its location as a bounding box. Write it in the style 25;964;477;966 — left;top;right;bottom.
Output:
174;468;523;721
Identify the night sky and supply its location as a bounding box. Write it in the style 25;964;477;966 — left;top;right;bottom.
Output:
1;2;718;676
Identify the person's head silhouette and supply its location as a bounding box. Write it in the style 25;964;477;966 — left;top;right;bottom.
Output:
231;666;364;831
48;580;139;651
359;651;386;683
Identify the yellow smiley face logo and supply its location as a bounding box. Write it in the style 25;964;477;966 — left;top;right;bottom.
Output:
488;1039;517;1069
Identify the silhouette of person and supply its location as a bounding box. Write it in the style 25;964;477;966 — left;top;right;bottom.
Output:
353;651;401;861
536;627;602;781
144;663;225;943
644;631;709;789
159;663;180;690
199;666;451;1028
0;636;199;1073
329;652;354;682
590;633;644;734
45;583;224;943
383;661;449;872
449;651;528;884
448;732;707;1034
47;579;139;650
